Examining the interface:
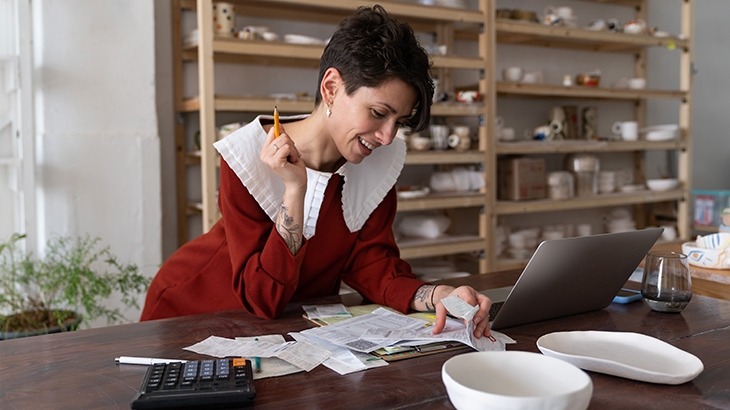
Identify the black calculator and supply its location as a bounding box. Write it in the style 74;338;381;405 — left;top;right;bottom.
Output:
130;358;255;409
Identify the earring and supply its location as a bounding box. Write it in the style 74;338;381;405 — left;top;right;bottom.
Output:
326;103;332;117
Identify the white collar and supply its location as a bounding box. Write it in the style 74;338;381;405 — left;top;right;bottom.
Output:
213;115;406;238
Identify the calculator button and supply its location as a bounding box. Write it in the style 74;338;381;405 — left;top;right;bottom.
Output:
132;358;256;409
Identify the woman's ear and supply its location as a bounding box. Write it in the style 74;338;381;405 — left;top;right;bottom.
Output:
320;67;342;105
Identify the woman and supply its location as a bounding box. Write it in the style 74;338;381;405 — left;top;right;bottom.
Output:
141;5;494;339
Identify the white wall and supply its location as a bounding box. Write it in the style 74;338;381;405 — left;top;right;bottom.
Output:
33;0;161;326
680;0;730;190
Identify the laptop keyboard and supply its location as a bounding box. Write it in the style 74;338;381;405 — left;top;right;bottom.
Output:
489;301;505;322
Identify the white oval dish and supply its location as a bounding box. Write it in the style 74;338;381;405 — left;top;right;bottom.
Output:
641;124;679;141
442;351;592;410
537;331;704;385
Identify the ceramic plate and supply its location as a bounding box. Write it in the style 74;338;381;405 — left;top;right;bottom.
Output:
621;184;645;193
397;186;430;199
537;331;704;385
283;34;325;45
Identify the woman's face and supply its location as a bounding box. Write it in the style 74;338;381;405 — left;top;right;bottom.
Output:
330;78;416;164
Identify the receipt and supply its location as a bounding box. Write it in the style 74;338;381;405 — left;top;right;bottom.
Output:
440;296;514;351
184;335;332;373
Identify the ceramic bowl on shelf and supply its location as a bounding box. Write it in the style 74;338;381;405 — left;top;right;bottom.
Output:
647;178;679;191
442;351;592;410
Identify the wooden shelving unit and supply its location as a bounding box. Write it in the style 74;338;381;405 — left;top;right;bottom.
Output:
171;0;693;274
489;0;694;270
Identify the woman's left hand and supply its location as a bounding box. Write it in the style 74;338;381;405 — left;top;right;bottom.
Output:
431;285;494;340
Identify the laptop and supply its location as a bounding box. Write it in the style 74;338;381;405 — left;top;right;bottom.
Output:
483;228;663;330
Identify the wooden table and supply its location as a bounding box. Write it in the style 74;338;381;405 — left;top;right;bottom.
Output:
650;241;730;301
2;269;730;409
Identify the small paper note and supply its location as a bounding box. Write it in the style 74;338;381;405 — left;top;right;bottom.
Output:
302;304;352;319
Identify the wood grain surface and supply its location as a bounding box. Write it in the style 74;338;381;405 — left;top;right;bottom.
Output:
2;269;729;409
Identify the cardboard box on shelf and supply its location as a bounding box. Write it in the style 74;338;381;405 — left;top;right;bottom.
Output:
498;157;546;200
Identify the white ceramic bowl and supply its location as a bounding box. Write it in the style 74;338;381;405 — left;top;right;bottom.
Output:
646;178;679;191
682;242;730;269
442;351;592;410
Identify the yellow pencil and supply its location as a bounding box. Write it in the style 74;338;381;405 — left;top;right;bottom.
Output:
274;106;280;138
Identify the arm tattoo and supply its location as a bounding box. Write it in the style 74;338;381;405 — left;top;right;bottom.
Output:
276;203;302;255
415;285;436;311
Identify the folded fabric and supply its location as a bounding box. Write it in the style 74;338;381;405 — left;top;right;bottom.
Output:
397;214;451;239
429;167;485;192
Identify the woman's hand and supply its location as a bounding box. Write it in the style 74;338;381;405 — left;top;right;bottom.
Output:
431;285;495;340
260;123;306;189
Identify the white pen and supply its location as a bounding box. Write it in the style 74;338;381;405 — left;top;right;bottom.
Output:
115;356;188;365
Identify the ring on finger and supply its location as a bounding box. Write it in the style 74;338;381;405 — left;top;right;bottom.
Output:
273;143;279;152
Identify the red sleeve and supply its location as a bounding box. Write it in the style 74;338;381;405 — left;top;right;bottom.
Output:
340;188;426;314
218;159;309;319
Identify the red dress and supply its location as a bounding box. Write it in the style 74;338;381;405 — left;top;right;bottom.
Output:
141;159;423;321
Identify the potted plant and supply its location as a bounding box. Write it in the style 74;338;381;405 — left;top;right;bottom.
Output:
0;233;151;339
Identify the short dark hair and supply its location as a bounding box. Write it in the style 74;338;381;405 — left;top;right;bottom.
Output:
316;5;434;132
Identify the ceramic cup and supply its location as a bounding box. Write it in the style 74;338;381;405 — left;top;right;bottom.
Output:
576;223;592;236
542;13;562;26
598;171;617;194
449;126;472;151
522;70;544;84
213;2;237;37
628;78;647;89
588;19;607;31
623;19;647;34
499;127;516;141
662;225;678;241
408;133;431;151
430;124;450;150
544;5;573;19
612;121;638;141
502;66;524;82
526;120;563;141
606;18;621;32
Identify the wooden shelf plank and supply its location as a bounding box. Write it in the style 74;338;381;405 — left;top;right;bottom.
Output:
398;235;484;259
404;150;485;164
255;0;487;24
431;55;486;70
431;102;485;116
496;139;689;154
496;19;688;53
397;191;484;211
184;39;485;70
496;82;686;100
181;96;487;115
496;189;686;215
693;225;720;233
180;96;313;113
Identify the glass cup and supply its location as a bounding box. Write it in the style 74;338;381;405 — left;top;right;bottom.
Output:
641;251;692;313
